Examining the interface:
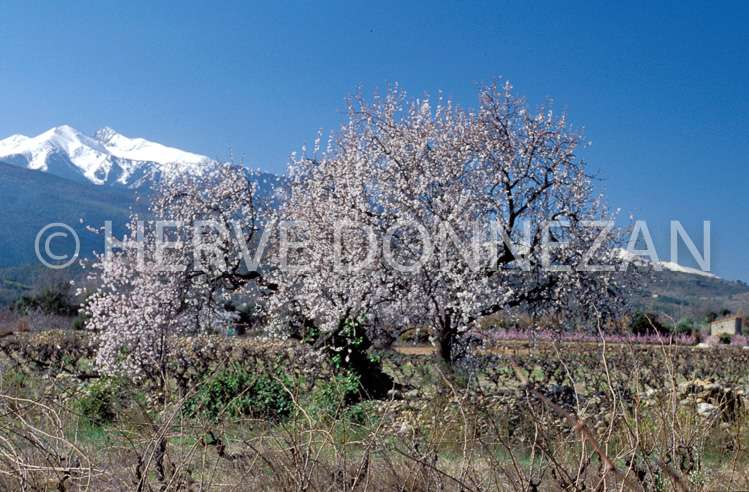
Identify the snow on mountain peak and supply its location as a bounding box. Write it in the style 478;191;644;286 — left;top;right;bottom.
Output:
89;127;212;168
656;261;719;279
91;126;118;143
0;125;215;187
617;248;719;279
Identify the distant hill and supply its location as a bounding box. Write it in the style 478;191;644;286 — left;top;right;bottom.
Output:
630;269;749;320
0;162;137;269
0;150;283;308
0;133;281;272
0;262;88;307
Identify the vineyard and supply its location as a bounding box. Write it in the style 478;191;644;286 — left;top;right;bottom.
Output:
1;326;748;491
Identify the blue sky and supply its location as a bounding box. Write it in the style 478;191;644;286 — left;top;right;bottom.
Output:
1;1;747;281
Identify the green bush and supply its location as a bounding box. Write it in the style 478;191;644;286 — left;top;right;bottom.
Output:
71;311;87;331
12;282;78;317
718;333;732;344
2;369;29;398
306;316;393;400
344;400;376;425
676;317;697;334
75;378;122;426
313;370;362;418
184;363;293;420
630;312;669;336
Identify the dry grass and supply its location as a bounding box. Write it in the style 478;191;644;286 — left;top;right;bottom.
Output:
0;330;748;491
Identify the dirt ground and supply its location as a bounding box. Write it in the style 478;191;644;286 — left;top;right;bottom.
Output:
392;344;436;355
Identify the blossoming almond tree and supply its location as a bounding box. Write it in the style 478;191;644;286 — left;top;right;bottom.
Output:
83;162;271;381
84;81;630;378
275;80;628;365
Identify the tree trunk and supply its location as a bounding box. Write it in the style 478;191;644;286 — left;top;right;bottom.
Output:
436;315;457;367
437;334;453;366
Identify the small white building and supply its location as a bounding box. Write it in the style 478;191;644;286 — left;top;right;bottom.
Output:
710;316;743;337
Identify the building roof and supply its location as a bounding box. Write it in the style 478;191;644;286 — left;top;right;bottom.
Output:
710;316;742;324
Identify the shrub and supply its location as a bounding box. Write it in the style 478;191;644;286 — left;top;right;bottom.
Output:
718;333;732;344
75;378;123;426
630;312;669;336
306;316;393;399
705;310;719;323
312;370;362;418
12;282;78;317
344;400;376;425
70;311;87;331
184;363;293;420
676;317;697;334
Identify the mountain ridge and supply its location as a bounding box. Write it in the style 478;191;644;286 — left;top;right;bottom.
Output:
0;161;137;269
618;248;719;279
0;125;213;187
0;124;280;272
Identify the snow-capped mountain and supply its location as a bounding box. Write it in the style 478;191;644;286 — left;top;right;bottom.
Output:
0;125;214;187
656;261;719;279
618;248;719;279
